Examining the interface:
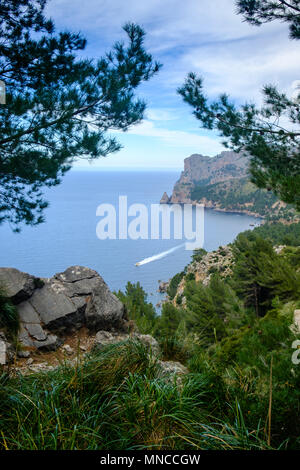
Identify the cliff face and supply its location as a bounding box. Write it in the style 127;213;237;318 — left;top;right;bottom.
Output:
163;151;297;220
169;151;248;204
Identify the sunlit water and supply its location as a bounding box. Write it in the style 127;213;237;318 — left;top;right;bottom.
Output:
0;170;260;307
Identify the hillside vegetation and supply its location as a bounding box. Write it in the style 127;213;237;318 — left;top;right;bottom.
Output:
117;222;300;449
191;177;296;221
1;222;300;450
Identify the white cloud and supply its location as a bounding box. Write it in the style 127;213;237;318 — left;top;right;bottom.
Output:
112;120;224;155
146;108;179;121
46;0;299;168
181;35;300;102
47;0;297;104
47;0;264;49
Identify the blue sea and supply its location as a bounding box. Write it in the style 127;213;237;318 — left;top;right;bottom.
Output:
0;170;259;307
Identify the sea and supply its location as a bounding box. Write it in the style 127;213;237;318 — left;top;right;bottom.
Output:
0;170;260;308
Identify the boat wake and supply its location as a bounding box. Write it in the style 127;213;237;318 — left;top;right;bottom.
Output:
135;243;185;266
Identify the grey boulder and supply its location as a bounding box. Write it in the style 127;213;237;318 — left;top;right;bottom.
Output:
16;265;127;334
18;324;62;352
157;360;189;385
0;267;37;304
0;265;128;354
94;330;160;355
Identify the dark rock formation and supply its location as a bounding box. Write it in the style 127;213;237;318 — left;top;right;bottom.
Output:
0;266;127;355
0;267;37;304
160;192;170;204
158;280;169;293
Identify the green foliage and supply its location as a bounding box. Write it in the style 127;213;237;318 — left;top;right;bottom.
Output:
116;282;157;334
0;0;160;230
236;0;300;40
232;234;300;315
159;335;190;363
281;246;300;268
2;220;300;449
167;271;184;299
191;177;293;218
0;340;211;450
208;265;218;274
0;286;19;337
192;248;207;263
100;222;300;448
210;305;300;448
0;339;281;450
245;221;300;246
178;74;300;210
183;274;246;344
178;3;300;210
153;303;183;338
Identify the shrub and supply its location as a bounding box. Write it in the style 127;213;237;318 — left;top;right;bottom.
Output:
0;286;19;337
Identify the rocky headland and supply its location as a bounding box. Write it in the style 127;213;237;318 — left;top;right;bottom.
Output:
160;151;297;221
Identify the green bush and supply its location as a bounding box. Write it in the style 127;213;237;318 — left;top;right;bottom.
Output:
192;248;207;263
185;272;195;281
167;272;184;300
116;282;157;334
0;286;19;337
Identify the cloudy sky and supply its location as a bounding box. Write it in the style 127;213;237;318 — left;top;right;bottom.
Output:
47;0;299;170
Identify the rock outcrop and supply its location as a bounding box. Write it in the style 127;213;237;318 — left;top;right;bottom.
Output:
163;151;297;221
169;151;248;204
157;360;188;385
158;280;169;293
167;245;234;306
94;330;160;356
0;332;14;365
0;268;36;304
160;192;170;204
0;266;127;359
0;267;189;382
292;309;300;333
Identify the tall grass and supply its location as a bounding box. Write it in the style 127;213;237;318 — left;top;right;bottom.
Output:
0;340;285;451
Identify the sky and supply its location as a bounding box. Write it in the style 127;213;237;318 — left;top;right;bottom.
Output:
46;0;299;170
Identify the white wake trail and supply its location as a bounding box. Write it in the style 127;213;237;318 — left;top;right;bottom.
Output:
135;243;185;266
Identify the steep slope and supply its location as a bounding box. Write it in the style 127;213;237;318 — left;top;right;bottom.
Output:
162;151;297;220
169;151;249;204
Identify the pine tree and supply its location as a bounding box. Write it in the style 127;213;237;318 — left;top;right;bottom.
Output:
154;303;183;338
116;282;157;333
178;1;300;210
0;0;161;230
236;0;300;40
232;234;300;315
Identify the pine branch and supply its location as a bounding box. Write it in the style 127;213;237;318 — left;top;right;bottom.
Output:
215;114;300;137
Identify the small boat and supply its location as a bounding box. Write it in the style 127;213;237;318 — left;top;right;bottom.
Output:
135;262;141;267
